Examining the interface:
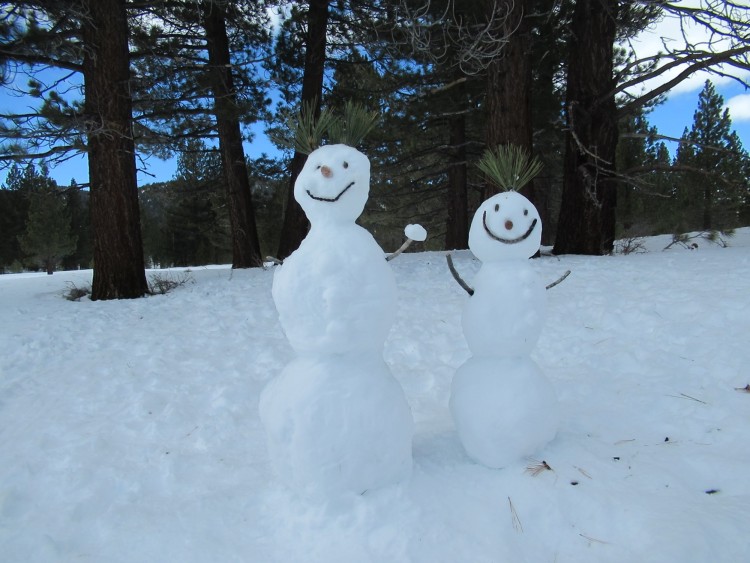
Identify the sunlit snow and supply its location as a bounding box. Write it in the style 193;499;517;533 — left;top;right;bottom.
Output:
2;229;750;562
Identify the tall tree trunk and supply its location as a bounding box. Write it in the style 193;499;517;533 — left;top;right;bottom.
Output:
83;0;148;300
484;0;534;201
202;1;263;268
277;0;330;260
445;74;469;250
553;0;619;256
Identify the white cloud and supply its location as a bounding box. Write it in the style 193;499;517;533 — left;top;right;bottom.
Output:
266;5;290;37
726;94;750;121
625;4;750;99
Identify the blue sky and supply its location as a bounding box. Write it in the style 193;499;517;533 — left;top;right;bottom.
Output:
647;81;750;156
2;3;748;188
8;80;746;188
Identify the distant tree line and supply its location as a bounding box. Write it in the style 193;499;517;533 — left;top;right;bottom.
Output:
0;1;749;296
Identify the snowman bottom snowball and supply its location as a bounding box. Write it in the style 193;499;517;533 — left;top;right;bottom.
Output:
259;354;414;496
450;356;559;468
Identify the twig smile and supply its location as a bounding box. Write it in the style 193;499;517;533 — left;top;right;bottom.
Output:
306;181;355;203
483;211;537;244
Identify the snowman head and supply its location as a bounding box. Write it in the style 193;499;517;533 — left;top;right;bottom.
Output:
468;191;542;261
294;144;370;224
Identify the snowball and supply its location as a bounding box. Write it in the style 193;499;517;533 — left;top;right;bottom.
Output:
468;192;542;262
462;261;546;356
294;144;371;224
272;223;397;354
404;224;427;242
259;354;414;496
450;356;558;468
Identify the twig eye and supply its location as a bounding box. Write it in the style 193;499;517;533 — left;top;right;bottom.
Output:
494;203;500;212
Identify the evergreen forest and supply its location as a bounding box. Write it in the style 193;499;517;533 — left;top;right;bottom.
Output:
0;1;749;299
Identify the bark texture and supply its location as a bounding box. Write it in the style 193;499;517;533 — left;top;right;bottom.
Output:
277;0;330;260
553;0;619;255
202;1;263;268
84;0;148;300
484;0;534;200
444;73;469;250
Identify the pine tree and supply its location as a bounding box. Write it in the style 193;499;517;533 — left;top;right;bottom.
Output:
18;167;77;274
61;179;92;270
0;164;32;269
168;140;231;266
616;113;675;236
1;1;149;297
130;0;268;268
674;81;750;232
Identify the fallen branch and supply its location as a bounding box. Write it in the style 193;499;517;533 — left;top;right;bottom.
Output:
579;533;610;545
546;270;571;290
667;392;707;404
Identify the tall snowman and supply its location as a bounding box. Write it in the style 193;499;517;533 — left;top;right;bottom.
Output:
259;144;413;496
449;190;559;468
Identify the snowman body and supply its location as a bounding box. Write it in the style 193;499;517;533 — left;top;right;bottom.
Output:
462;261;546;357
450;191;558;468
272;223;396;355
259;144;413;496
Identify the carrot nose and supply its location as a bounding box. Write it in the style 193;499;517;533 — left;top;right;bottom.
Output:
505;220;514;230
320;165;333;178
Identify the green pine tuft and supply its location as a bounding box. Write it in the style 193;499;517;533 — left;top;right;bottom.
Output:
269;99;379;155
477;144;543;192
328;100;379;147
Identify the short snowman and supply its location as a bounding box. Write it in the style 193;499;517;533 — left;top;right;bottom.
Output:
259;144;413;496
449;190;559;468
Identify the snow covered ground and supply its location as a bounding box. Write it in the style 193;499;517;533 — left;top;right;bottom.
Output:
2;230;749;562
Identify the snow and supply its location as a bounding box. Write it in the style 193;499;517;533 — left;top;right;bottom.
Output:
450;356;559;468
468;191;542;262
461;260;546;356
452;191;557;468
2;229;750;562
263;144;412;495
259;354;413;496
404;224;427;242
294;144;371;224
271;225;396;355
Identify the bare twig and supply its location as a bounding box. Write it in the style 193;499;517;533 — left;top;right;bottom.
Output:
545;270;571;290
667;393;708;404
508;496;523;533
579;533;610;545
446;253;474;296
386;238;414;262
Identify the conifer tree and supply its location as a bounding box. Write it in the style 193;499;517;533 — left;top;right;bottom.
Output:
674;80;750;232
168;140;230;266
18;167;77;274
1;0;149;298
616;113;675;236
0;164;32;269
